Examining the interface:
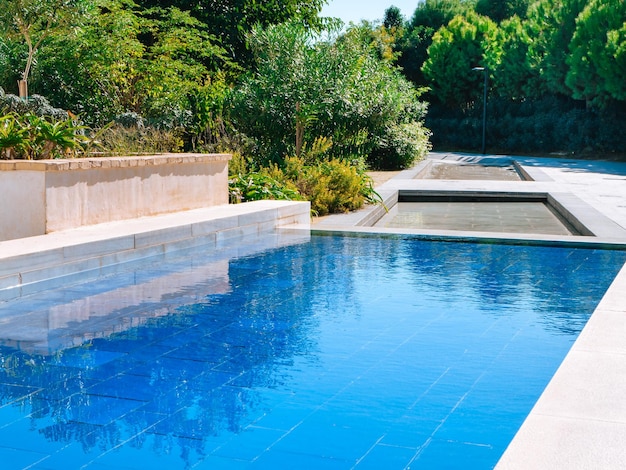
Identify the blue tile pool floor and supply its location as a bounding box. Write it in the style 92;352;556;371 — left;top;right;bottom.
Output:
0;233;625;469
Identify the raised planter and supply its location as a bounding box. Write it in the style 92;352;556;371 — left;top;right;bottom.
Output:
0;153;231;241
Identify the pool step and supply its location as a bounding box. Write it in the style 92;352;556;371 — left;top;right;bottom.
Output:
0;201;310;300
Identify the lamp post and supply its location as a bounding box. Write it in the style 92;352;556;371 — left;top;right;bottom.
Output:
472;66;488;154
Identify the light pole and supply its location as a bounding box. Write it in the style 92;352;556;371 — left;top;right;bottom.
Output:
472;66;488;154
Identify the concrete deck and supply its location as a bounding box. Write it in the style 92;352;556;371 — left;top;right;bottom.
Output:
316;151;626;469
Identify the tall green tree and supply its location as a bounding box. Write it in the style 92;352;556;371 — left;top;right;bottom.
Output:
396;0;475;86
525;0;587;97
474;0;531;22
228;21;430;169
422;12;498;107
486;15;542;100
383;6;404;30
0;0;80;97
30;0;233;126
566;0;626;105
133;0;326;67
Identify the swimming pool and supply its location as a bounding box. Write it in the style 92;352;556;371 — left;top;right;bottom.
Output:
0;233;624;469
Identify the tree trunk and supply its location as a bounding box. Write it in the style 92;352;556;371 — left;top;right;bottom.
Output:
18;80;28;99
295;102;304;158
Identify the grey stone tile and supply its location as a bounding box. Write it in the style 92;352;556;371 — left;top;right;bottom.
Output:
191;217;238;236
531;349;626;423
496;415;626;469
575;309;626;355
134;226;192;249
63;236;135;260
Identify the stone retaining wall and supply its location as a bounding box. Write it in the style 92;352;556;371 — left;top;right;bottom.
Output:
0;153;230;241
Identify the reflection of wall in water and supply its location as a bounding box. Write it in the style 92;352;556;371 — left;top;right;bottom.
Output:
0;234;314;467
0;259;231;355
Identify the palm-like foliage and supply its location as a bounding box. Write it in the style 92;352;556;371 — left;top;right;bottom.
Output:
0;113;88;159
0;114;27;158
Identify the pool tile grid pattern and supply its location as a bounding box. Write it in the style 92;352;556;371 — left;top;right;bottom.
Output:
0;152;625;468
0;235;624;469
496;260;626;469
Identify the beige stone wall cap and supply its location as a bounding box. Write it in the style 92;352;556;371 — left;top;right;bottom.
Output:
0;153;231;172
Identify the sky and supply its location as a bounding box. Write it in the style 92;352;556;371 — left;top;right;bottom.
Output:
320;0;420;25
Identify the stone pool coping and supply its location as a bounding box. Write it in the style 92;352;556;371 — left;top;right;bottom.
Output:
313;152;626;469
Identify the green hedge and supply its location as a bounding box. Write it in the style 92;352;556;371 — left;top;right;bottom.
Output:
426;97;626;156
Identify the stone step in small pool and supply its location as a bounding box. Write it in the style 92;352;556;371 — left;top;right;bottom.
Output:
374;201;576;235
416;161;522;181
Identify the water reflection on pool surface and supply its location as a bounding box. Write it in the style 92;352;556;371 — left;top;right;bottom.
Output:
0;233;623;469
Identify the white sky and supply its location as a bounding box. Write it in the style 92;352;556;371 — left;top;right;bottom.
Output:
320;0;420;25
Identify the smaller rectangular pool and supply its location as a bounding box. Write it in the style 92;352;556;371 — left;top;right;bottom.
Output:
374;201;575;235
0;233;623;469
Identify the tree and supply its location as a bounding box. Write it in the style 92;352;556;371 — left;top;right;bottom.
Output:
133;0;326;67
525;0;587;97
228;21;430;169
396;0;474;86
474;0;531;22
566;0;626;105
422;12;499;107
410;0;473;29
0;0;79;98
604;24;626;101
383;6;404;30
30;0;233;127
486;16;543;100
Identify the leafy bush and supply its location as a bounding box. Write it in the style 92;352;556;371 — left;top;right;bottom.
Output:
281;156;380;216
92;124;184;156
0;112;87;159
0;113;27;159
229;172;302;204
369;121;432;170
427;97;626;155
229;154;382;216
228;21;431;170
0;92;67;120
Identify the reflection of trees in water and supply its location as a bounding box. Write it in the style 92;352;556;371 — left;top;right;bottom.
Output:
395;240;626;335
0;236;623;467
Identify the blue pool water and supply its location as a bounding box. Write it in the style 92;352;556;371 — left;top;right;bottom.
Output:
0;233;624;469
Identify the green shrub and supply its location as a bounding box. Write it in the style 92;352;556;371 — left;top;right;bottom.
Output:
229;171;302;204
0;113;27;159
91;123;184;156
0;92;68;121
27;114;89;159
229;155;382;216
369;121;432;170
0;112;88;159
228;21;431;170
426;97;626;155
283;156;380;216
